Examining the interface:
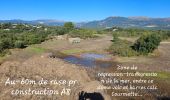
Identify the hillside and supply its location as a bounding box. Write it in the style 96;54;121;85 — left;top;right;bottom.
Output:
0;19;65;26
1;17;170;29
80;16;170;29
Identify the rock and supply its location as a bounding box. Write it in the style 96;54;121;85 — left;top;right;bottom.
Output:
68;37;81;44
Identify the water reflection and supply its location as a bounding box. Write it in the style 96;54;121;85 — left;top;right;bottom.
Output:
63;53;112;67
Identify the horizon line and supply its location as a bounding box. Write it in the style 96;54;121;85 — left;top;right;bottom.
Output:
0;16;170;23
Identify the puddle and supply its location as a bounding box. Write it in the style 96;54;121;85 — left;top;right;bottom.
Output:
81;53;108;59
63;53;113;67
48;51;115;67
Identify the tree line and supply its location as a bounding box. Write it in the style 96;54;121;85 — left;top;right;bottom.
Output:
0;22;101;56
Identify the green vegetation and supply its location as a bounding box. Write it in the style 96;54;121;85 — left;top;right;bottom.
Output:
109;39;138;57
61;49;83;54
105;27;147;37
112;32;119;42
109;33;162;56
108;28;142;57
0;28;48;56
14;40;25;48
108;26;170;57
157;72;170;79
27;46;46;54
0;49;11;57
105;27;170;39
0;24;50;56
69;29;98;39
0;23;170;57
133;33;161;55
64;22;74;30
0;22;102;56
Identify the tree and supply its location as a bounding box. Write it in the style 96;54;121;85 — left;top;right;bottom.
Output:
133;33;161;54
64;22;74;30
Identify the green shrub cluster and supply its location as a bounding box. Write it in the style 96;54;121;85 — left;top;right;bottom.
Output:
158;30;170;40
0;24;52;56
109;32;162;56
105;27;147;37
0;32;49;56
69;29;98;39
0;22;101;56
132;33;161;55
109;39;138;57
14;40;25;48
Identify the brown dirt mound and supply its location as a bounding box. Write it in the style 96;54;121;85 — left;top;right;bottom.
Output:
0;53;111;100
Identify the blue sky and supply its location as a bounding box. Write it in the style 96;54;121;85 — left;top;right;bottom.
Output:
0;0;170;22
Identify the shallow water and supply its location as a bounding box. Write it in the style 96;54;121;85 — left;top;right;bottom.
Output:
81;53;108;59
63;53;113;67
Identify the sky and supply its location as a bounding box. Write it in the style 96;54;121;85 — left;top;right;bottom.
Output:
0;0;170;22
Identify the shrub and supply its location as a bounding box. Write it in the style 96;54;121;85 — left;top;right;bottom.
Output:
22;33;46;45
109;40;138;57
112;33;119;42
0;38;14;49
132;33;161;55
14;40;25;48
56;27;67;35
69;29;98;39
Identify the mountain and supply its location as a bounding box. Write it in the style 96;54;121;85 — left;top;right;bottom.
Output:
0;19;65;26
1;17;170;29
80;16;170;29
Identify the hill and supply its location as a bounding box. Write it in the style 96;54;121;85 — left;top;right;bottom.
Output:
1;16;170;29
80;16;170;29
0;19;65;26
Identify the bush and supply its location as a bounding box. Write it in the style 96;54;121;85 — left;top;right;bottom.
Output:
112;33;119;42
56;27;67;35
133;33;161;55
69;29;98;39
109;40;138;57
108;28;146;37
0;38;14;49
21;32;46;45
14;40;25;48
